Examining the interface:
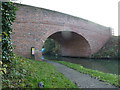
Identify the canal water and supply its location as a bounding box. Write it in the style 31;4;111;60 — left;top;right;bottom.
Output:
44;55;119;75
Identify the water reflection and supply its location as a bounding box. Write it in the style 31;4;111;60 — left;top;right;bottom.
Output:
44;55;119;75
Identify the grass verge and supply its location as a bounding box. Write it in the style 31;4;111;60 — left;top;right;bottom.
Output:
2;55;77;88
57;61;120;87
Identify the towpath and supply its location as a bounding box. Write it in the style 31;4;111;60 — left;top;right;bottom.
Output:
46;60;118;88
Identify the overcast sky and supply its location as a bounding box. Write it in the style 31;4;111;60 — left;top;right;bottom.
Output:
15;0;119;36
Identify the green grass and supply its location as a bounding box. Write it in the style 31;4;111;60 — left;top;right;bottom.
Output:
57;61;120;87
2;55;77;88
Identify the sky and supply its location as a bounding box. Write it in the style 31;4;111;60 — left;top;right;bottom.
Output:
14;0;119;36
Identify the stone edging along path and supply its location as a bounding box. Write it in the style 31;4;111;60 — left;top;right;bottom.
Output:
46;60;118;88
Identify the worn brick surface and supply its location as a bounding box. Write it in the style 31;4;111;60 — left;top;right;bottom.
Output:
11;3;112;60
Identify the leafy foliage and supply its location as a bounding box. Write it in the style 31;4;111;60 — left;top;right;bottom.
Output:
2;2;17;63
1;2;17;89
43;38;60;55
92;36;119;58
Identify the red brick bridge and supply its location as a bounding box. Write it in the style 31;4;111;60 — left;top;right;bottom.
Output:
12;3;112;60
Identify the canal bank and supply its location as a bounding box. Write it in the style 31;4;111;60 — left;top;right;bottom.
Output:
44;55;119;75
46;60;118;88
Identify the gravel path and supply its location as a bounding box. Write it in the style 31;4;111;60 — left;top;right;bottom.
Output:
46;60;118;88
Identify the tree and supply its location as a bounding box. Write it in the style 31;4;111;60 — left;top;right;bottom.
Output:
43;38;60;55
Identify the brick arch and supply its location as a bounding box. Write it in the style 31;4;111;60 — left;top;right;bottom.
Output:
43;31;91;57
12;3;112;60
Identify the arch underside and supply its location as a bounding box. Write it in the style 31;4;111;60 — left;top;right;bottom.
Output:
48;31;91;57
